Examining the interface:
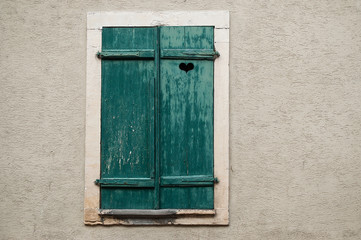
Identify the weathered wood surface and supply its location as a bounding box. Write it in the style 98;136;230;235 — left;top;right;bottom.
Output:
100;27;156;209
159;26;214;209
100;26;216;210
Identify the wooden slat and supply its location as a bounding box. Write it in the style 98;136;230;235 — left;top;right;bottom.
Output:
160;175;216;186
97;50;155;59
160;49;219;60
95;178;155;187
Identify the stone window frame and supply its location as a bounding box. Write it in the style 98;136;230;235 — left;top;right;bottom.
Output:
85;11;229;225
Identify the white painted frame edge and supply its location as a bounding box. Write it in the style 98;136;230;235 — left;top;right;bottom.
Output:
85;11;229;225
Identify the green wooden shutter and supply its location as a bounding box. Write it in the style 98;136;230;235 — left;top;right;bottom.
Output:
159;27;214;209
98;26;216;210
99;27;156;209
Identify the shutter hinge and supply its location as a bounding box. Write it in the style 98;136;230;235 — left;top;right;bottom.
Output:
94;179;100;185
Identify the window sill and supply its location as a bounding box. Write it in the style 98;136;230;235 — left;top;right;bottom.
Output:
84;209;223;226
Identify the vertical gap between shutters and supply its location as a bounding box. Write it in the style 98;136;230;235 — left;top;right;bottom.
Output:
154;27;161;209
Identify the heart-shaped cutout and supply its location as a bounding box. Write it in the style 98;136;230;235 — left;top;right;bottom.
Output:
179;63;194;73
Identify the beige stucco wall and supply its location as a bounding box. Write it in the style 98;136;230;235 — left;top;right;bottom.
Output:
1;0;361;239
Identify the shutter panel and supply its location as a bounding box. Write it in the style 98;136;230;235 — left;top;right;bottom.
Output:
98;26;216;210
99;27;156;209
159;27;215;209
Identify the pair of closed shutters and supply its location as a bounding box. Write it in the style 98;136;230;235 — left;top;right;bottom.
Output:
97;26;216;209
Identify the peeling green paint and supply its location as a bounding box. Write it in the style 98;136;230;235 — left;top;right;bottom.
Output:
100;26;215;210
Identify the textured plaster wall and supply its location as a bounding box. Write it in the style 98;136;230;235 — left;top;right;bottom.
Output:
1;0;361;239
